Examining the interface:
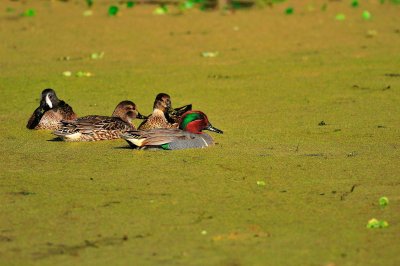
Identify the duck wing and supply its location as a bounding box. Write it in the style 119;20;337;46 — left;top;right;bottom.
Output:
26;106;46;129
122;129;189;147
55;116;131;135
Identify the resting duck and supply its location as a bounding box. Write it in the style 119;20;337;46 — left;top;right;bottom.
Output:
26;88;77;130
122;110;223;150
138;93;191;130
53;101;145;141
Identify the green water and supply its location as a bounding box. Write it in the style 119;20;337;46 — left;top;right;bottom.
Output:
0;1;399;265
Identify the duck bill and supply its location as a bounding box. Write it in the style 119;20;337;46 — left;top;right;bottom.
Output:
206;124;223;134
136;112;147;119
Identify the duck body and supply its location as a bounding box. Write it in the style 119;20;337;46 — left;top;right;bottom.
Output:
123;110;223;150
53;101;145;142
26;88;77;130
138;109;177;130
123;128;215;150
54;115;134;142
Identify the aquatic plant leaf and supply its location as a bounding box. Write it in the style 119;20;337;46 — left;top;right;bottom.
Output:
362;10;371;20
285;7;294;14
108;6;119;16
379;196;389;207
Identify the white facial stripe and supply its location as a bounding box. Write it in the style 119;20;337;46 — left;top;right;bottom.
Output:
45;94;53;108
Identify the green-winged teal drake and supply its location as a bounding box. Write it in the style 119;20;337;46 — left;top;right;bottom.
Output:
26;88;77;130
122;110;223;150
138;93;191;130
53;101;145;142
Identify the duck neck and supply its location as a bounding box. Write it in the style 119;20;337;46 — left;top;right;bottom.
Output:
153;108;166;117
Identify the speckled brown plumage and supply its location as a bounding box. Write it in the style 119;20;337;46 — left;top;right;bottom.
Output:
53;101;145;142
138;109;178;130
138;93;190;130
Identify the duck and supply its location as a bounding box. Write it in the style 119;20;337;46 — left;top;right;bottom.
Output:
53;101;146;142
26;88;77;130
138;93;191;130
122;110;223;150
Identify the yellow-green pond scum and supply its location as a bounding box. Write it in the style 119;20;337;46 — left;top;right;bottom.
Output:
0;1;399;265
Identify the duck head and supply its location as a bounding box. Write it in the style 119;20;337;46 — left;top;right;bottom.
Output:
40;88;60;109
153;93;173;114
112;100;146;123
179;111;223;134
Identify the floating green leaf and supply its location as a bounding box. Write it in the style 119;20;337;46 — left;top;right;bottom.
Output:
362;10;371;20
86;0;94;8
108;6;119;16
256;180;266;186
127;1;135;8
335;13;346;21
351;0;359;7
367;218;389;229
76;71;92;77
379;196;389;207
201;51;219;58
22;9;36;17
91;52;104;59
62;71;72;77
285;7;294;14
153;4;168;15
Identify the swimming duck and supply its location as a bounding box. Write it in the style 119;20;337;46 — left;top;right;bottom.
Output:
122;110;223;150
26;88;77;130
53;101;145;142
138;93;191;130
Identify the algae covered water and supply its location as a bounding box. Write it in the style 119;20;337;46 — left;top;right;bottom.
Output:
0;1;399;265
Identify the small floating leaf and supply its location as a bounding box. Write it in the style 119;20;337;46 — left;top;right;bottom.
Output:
285;7;294;14
362;10;371;20
201;51;219;58
367;218;389;229
90;52;104;59
335;13;346;21
108;6;119;16
153;4;168;15
76;71;92;77
22;9;36;17
127;1;135;8
379;196;389;207
86;0;94;8
62;71;72;77
256;181;266;186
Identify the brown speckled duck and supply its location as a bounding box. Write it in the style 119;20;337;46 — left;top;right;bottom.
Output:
53;101;145;141
138;93;191;130
26;88;77;130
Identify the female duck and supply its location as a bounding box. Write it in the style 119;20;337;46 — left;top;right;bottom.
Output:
138;93;191;130
53;101;145;141
122;111;223;150
27;88;77;130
